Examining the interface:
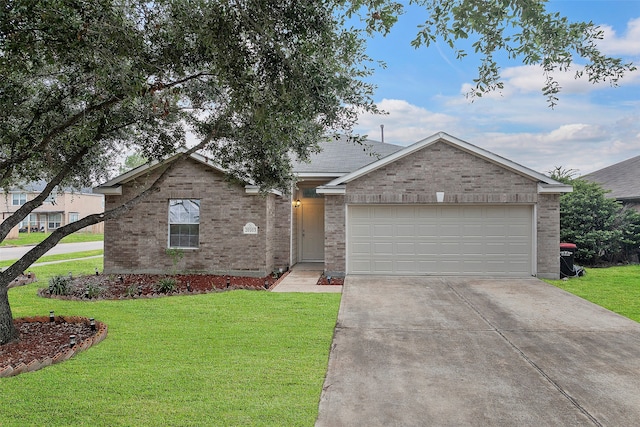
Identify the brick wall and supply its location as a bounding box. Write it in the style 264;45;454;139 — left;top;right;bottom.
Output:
273;195;292;270
104;157;278;277
321;140;561;278
324;194;346;276
346;141;538;202
537;193;561;279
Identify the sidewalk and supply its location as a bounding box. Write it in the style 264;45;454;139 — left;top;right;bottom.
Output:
271;263;342;293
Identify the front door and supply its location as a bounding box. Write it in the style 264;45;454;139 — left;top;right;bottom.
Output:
301;199;324;261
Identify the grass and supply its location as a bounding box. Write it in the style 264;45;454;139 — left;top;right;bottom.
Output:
0;232;103;247
545;264;640;323
2;259;341;426
0;250;104;269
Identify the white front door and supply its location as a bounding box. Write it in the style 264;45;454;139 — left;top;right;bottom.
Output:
301;199;325;261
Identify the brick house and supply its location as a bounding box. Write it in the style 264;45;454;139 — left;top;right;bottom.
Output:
95;132;571;279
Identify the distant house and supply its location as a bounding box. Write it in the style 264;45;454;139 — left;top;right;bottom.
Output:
95;132;571;279
583;155;640;212
1;181;104;239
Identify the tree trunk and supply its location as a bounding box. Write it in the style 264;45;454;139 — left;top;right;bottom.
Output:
0;285;18;345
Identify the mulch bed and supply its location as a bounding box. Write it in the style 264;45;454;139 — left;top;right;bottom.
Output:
38;273;279;300
0;316;107;378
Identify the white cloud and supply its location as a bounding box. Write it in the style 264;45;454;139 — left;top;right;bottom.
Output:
355;99;461;145
355;97;640;176
598;17;640;56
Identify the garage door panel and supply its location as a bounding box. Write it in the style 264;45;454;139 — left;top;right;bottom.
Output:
348;205;533;276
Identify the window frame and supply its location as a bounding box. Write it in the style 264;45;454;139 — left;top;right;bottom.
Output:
168;199;200;249
12;193;27;206
69;212;79;223
48;213;62;229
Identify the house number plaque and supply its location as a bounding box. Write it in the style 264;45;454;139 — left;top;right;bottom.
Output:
243;222;258;234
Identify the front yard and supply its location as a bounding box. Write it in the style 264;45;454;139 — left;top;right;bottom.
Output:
545;264;640;323
2;260;340;426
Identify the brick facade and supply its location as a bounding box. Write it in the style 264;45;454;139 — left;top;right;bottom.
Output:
102;137;564;279
536;193;561;279
104;157;280;277
322;140;561;278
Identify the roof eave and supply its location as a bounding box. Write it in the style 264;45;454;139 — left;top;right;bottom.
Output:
316;185;346;195
537;183;573;194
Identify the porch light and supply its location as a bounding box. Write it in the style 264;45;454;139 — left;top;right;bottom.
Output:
436;191;445;203
49;311;55;322
293;199;301;208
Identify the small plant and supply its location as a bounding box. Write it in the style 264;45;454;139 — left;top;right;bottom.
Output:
48;275;71;295
156;277;177;294
166;248;184;274
124;284;139;298
85;283;103;299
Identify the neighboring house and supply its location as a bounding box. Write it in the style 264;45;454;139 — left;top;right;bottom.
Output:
582;155;640;212
1;182;105;239
95;132;571;279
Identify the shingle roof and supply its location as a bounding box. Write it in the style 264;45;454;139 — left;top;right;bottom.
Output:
582;155;640;200
291;135;404;175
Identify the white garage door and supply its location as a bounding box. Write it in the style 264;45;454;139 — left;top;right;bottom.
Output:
347;205;533;276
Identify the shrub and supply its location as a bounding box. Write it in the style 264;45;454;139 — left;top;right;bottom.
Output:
155;278;177;294
85;283;104;299
559;178;640;265
125;284;140;298
48;275;71;295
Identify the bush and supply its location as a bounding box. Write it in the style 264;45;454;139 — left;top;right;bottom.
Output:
559;178;640;265
85;283;104;299
48;275;72;295
155;278;177;294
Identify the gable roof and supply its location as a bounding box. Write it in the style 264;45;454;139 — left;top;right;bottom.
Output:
291;135;403;177
95;136;404;194
318;132;571;194
582;154;640;201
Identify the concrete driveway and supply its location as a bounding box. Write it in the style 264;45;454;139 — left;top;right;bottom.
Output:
316;276;640;426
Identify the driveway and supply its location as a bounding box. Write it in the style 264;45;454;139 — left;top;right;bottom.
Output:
316;276;640;426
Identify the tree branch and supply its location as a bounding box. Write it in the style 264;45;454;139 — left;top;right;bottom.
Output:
0;145;93;242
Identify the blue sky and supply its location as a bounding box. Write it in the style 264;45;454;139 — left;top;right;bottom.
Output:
353;0;640;176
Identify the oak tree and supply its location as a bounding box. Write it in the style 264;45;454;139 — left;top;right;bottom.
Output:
0;0;634;344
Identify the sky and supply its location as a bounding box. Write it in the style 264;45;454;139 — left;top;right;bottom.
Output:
351;0;640;176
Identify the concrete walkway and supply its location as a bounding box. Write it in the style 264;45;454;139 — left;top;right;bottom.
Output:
317;276;640;426
271;263;342;293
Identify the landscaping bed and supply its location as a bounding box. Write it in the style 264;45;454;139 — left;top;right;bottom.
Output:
0;315;107;377
38;273;279;300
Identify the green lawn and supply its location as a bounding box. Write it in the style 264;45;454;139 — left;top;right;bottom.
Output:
545;264;640;323
0;250;104;269
1;232;103;247
1;260;341;426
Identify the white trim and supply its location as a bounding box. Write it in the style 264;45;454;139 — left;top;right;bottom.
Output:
92;186;122;195
244;185;282;196
295;172;345;180
538;183;573;194
316;185;346;195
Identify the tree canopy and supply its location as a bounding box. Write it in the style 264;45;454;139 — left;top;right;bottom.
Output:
0;0;635;344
